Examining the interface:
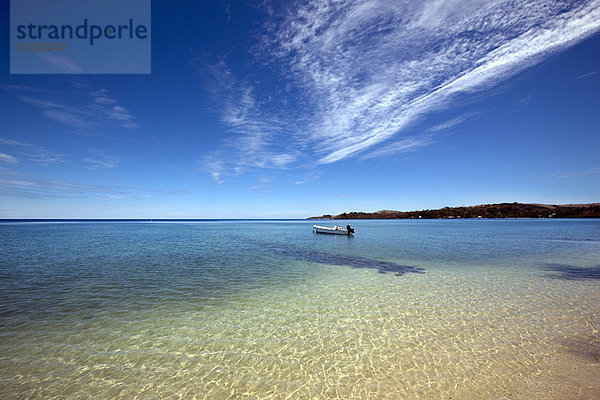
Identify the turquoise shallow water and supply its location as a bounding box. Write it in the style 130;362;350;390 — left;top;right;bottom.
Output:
1;219;599;398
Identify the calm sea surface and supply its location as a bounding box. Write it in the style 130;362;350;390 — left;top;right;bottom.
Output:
1;219;599;399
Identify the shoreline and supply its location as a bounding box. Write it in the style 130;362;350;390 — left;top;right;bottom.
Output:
309;202;600;219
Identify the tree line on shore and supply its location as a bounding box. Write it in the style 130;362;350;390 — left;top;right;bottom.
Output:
309;203;600;220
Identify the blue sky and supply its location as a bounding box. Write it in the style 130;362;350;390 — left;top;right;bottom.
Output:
1;0;599;218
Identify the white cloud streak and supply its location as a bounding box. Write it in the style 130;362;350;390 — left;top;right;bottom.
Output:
13;86;137;134
547;167;600;179
82;148;120;169
266;0;600;163
37;53;83;73
196;57;301;182
361;135;434;159
0;167;189;200
0;137;67;166
426;112;477;133
200;0;600;181
0;153;18;164
295;170;322;184
0;167;117;199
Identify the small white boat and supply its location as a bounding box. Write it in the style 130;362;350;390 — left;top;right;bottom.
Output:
313;225;355;235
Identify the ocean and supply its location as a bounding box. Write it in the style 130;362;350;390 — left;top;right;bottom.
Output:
1;219;599;398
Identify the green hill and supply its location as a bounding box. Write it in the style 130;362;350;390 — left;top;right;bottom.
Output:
308;203;600;219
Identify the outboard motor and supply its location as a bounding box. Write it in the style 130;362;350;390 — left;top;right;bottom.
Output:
346;224;355;235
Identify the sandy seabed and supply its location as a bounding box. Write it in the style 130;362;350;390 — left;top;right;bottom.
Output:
2;262;599;399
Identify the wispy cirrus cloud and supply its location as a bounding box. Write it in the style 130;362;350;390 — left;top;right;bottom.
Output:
37;53;83;73
0;167;117;199
547;167;600;179
0;167;189;200
574;68;600;80
19;96;93;131
0;153;18;164
8;85;137;135
198;0;600;184
0;137;118;169
94;194;152;200
0;137;67;166
264;0;600;164
426;112;478;133
295;170;322;185
90;89;137;129
248;176;275;192
195;56;301;182
361;135;434;159
2;84;44;93
82;148;120;169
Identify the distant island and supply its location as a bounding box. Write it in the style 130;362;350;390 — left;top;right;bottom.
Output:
308;203;600;219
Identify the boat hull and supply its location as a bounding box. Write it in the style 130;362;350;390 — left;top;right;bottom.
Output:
313;225;353;235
